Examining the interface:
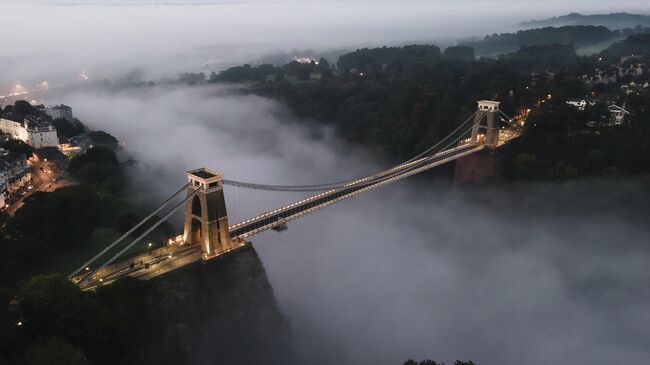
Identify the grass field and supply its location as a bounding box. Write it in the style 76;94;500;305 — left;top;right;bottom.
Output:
41;227;170;276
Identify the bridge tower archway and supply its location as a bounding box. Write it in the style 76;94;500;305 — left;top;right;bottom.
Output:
471;100;500;148
190;218;202;244
182;168;232;256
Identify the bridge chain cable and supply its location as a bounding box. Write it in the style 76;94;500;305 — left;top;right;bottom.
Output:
69;183;189;279
229;117;484;234
230;143;485;238
360;117;481;186
77;188;198;287
222;111;483;192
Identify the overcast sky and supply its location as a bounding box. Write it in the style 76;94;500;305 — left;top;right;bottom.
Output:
1;0;649;94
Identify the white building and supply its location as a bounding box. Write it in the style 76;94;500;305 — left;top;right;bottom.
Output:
608;105;630;126
46;104;73;122
566;99;587;111
0;113;58;148
0;148;31;208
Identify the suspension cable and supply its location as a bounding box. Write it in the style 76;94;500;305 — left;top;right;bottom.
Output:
68;183;190;279
222;111;483;192
77;189;198;287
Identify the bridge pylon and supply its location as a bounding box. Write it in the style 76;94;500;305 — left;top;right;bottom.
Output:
470;100;500;148
183;168;233;257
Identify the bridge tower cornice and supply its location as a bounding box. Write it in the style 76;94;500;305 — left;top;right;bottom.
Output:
471;100;501;148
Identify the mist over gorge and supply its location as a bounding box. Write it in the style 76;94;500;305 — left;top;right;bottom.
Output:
48;82;650;364
1;1;650;364
1;0;647;89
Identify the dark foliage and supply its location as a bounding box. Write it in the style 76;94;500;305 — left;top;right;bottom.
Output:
518;12;650;30
11;274;167;365
443;46;475;61
0;138;32;158
7;186;101;246
212;36;649;181
602;33;650;59
404;360;476;365
69;147;124;191
13;100;35;116
87;131;119;150
460;25;617;56
213;63;278;82
337;44;441;71
52;118;86;141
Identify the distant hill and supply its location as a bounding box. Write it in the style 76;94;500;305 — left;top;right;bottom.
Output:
459;25;618;57
601;33;650;58
519;12;650;30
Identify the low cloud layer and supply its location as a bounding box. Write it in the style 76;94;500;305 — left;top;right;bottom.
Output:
2;1;650;92
51;84;650;364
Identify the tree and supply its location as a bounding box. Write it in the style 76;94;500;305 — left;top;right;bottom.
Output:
87;131;119;150
17;274;87;340
7;186;101;245
403;360;442;365
25;337;88;365
443;46;475;61
69;147;118;172
14;100;34;115
317;57;331;73
68;147;124;191
0;138;32;158
52;118;86;141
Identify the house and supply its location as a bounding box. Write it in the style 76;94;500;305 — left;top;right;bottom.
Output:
45;104;74;122
608;104;630;126
566;99;587;111
0;111;58;149
0;148;31;207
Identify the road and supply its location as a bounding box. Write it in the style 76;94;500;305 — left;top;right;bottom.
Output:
5;158;74;215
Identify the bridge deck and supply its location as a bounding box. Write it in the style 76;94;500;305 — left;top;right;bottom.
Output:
229;143;484;239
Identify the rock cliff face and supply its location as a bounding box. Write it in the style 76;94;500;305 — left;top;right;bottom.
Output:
453;149;498;184
150;244;294;365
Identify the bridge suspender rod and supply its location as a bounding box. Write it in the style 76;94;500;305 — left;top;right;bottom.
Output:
77;189;198;287
498;110;513;121
404;111;479;163
230;124;481;234
222;112;480;192
68;183;190;279
232;144;486;238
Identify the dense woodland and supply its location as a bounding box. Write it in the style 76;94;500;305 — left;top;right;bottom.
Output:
518;12;650;30
0;103;180;364
459;25;620;56
209;29;650;181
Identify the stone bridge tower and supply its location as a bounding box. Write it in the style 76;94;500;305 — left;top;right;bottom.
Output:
470;100;500;148
183;168;232;257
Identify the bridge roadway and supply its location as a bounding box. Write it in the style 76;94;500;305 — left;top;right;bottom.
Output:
76;141;485;290
228;142;485;239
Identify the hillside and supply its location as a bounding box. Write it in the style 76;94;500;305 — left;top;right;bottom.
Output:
518;12;650;30
459;25;618;56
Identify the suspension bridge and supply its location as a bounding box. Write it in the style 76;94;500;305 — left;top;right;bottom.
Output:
70;100;522;290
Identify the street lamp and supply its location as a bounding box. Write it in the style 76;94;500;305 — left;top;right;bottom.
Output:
148;242;153;254
168;254;173;268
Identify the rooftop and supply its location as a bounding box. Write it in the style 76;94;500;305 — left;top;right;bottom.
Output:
191;170;217;179
187;167;224;182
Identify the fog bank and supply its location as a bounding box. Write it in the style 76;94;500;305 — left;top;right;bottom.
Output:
50;84;650;365
2;1;649;92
